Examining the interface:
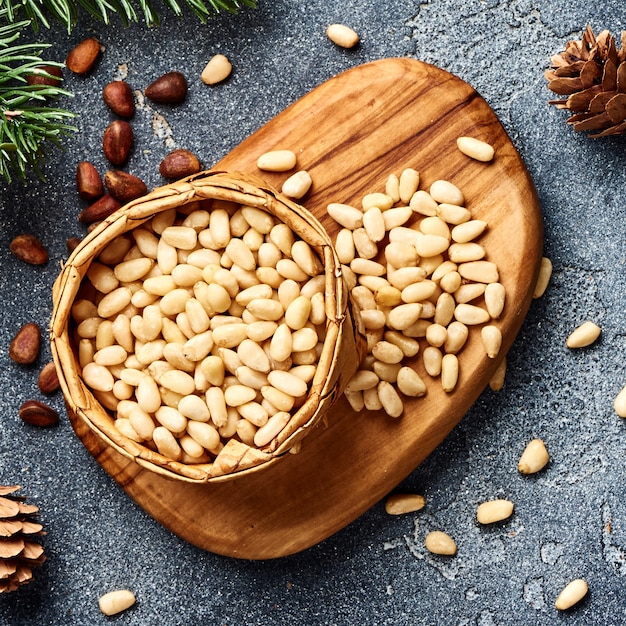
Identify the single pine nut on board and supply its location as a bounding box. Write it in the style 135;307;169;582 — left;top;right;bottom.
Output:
517;438;549;474
456;136;495;162
425;530;457;556
566;321;601;348
555;578;588;611
614;384;626;417
326;24;360;49
99;589;136;616
256;149;297;172
476;499;514;524
385;493;426;515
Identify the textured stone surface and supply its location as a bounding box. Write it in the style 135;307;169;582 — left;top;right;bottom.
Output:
1;1;626;624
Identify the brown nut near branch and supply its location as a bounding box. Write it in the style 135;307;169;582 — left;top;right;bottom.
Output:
65;38;101;74
145;71;188;104
78;194;121;224
19;400;59;427
102;120;133;165
66;237;82;254
103;80;135;118
38;362;60;394
159;149;202;179
9;234;48;265
9;323;41;364
76;161;104;200
104;170;148;203
27;65;63;87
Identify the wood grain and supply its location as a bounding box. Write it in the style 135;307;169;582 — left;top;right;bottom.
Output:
67;58;543;559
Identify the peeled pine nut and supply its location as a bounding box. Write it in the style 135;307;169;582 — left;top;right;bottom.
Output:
429;179;464;206
377;380;403;417
518;438;549;474
327;203;363;230
99;589;136;616
396;366;426;397
201;53;232;85
385;493;426;515
326;23;360;49
456;136;495;162
533;256;552;298
441;353;459;392
484;282;505;318
566;321;601;348
385;174;400;201
614;384;626;417
282;170;312;199
481;325;502;358
555;578;588;611
476;499;514;524
256;149;297;172
489;356;507;391
254;410;290;447
454;303;490;325
425;530;457;556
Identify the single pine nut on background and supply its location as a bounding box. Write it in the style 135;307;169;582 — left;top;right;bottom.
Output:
476;499;514;524
256;149;297;172
99;589;136;616
533;256;552;298
326;24;360;48
517;438;549;474
566;321;601;348
201;54;232;85
456;136;495;162
614;384;626;417
554;578;588;611
424;530;457;555
385;493;426;515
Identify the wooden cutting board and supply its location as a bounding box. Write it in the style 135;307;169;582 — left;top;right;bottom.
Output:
68;58;543;559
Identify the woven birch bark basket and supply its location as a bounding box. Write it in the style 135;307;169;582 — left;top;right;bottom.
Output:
50;171;365;483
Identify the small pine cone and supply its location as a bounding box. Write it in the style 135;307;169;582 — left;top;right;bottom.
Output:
545;25;626;137
0;486;46;593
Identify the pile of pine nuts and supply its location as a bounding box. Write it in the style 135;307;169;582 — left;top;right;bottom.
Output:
326;141;505;417
71;200;329;463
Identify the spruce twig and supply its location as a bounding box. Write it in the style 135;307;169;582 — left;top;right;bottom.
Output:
0;14;75;182
0;0;256;30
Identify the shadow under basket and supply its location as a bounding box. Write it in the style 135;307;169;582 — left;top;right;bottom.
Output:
50;171;365;483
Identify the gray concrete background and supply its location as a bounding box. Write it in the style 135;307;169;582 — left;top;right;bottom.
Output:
1;1;626;624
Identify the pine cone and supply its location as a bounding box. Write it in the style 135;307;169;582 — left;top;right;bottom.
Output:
0;486;46;593
545;25;626;137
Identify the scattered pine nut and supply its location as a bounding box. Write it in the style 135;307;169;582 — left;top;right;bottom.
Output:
282;170;312;199
614;384;626;417
489;356;506;391
456;136;495;162
476;499;514;524
518;438;549;474
326;24;360;49
566;321;601;348
425;530;457;555
201;54;232;85
533;256;552;298
99;589;136;616
554;578;588;611
257;149;297;172
385;493;426;515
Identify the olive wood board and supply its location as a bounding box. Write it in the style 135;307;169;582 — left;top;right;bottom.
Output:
68;58;543;559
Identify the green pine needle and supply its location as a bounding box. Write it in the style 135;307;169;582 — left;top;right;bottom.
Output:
0;14;75;182
1;0;256;30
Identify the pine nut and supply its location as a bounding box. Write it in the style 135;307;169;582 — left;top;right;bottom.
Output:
387;303;422;331
187;420;221;450
458;260;499;283
429;179;464;206
614;384;626;417
399;168;420;203
352;228;378;259
441;353;459;392
201;53;232;85
425;530;457;555
254;410;290;447
518;438;549;474
267;370;309;397
385;493;426;515
533;256;552;298
362;192;394;211
82;362;115;392
456;136;495;162
454;303;490;325
99;589;136;616
377;380;403;417
385;174;400;201
326;23;359;49
566;321;601;348
555;578;588;611
451;219;487;243
396;366;426;397
481;325;502;358
476;499;514;524
327;203;363;230
153;425;182;459
161;225;198;250
372;341;404;364
489;356;507;391
282;170;312;199
410;190;438;216
437;203;471;225
345;369;379;392
448;242;485;263
484;282;505;318
256;149;297;172
363;207;386;242
382;206;413;230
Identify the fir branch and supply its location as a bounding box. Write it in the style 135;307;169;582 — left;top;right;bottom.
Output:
0;15;75;182
1;0;256;30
